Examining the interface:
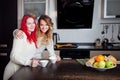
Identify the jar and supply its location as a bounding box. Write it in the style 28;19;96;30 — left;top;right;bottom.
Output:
95;38;101;47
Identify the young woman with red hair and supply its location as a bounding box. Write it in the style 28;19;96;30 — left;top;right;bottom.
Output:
3;15;39;80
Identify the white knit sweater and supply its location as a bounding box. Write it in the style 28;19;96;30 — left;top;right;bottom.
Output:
35;37;56;60
3;32;36;80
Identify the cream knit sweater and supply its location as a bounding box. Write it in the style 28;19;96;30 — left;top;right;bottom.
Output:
3;32;36;80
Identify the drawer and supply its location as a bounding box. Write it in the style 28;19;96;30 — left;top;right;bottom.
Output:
0;49;10;67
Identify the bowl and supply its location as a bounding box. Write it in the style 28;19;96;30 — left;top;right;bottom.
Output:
39;59;49;67
89;64;117;71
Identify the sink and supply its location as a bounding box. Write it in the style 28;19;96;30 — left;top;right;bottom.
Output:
112;44;120;47
77;45;94;48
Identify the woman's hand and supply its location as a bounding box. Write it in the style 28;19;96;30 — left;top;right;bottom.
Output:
31;58;39;67
14;29;24;39
56;55;61;62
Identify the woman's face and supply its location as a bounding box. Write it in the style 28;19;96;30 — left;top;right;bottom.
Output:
39;20;49;33
26;17;35;33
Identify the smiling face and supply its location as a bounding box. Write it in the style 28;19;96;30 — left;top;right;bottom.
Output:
36;15;53;45
26;17;36;34
39;19;49;33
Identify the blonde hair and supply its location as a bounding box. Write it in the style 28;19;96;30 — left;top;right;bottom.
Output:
36;15;53;45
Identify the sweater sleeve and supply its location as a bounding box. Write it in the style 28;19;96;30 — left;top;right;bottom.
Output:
13;29;18;37
10;33;32;66
46;40;56;60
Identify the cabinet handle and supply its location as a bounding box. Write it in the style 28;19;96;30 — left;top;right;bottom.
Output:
0;53;7;56
0;44;7;48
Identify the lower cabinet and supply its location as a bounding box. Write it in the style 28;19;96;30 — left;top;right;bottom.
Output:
41;50;60;59
0;0;17;79
90;51;120;60
0;49;10;80
60;50;90;59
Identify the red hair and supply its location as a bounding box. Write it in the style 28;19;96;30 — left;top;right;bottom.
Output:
20;15;38;48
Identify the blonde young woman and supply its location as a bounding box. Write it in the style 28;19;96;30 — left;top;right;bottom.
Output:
35;15;61;62
3;15;39;80
14;15;61;64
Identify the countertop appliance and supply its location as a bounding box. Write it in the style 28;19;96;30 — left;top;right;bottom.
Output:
53;33;60;47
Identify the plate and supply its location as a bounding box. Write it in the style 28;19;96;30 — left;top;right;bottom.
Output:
90;64;117;71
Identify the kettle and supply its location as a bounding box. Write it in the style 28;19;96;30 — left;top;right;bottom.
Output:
53;33;60;47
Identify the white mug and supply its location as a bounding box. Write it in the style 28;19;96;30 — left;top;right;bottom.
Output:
50;59;56;64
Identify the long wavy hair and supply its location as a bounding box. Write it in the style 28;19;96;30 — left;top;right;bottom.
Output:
20;15;38;47
36;15;53;45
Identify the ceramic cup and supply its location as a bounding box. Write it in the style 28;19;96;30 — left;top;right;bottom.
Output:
39;60;49;67
50;59;56;64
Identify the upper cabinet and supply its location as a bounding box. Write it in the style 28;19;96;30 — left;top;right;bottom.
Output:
103;0;120;18
23;0;48;18
17;0;48;27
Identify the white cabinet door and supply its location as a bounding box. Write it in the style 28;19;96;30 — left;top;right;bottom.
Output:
90;51;120;60
103;0;120;18
42;50;60;59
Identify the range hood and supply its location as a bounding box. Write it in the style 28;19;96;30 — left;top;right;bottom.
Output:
57;0;94;29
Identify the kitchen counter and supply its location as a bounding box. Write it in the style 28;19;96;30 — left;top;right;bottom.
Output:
55;43;120;51
9;59;120;80
55;43;120;59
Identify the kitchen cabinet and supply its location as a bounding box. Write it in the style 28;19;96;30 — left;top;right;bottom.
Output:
103;0;120;18
90;51;120;60
41;50;60;59
18;0;48;26
100;0;120;23
23;0;48;18
0;0;17;79
55;43;120;59
60;50;89;59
